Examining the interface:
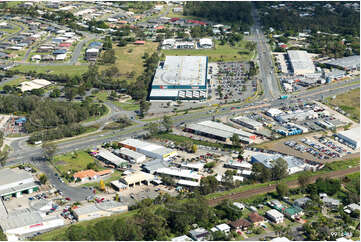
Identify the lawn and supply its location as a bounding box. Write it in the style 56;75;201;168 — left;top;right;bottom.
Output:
326;88;360;122
161;40;255;62
12;64;89;77
53;150;97;174
115;101;140;111
99;42;158;83
82;170;123;190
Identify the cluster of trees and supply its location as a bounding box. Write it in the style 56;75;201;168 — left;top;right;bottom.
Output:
55;195;228;241
307;35;356;58
28;123;89;143
0;95;106;140
251;158;288;182
184;2;253;31
257;2;359;36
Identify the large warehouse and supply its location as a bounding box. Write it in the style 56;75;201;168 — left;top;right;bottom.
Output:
0;210;64;238
149;56;208;101
231;116;263;130
73;201;128;222
0;168;39;199
184;120;255;144
335;126;360;149
119;139;177;160
322;55;360;71
287;50;315;75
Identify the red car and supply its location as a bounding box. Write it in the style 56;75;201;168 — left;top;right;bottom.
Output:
65;197;71;201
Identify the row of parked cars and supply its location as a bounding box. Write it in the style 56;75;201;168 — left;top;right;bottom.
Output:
28;193;48;200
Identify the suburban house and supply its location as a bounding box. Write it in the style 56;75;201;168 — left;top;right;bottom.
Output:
188;227;210;241
284;206;304;220
210;224;231;235
266;209;284;224
73;169;113;182
229;218;252;231
293;197;311;208
248;212;265;226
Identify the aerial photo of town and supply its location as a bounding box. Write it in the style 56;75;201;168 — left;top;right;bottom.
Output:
0;1;359;241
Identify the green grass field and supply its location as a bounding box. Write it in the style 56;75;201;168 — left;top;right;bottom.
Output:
114;101;140;111
326;88;360;122
161;40;254;62
99;42;158;83
12;64;89;77
53;150;97;174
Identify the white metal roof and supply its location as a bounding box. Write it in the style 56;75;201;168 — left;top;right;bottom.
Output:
152;56;207;87
177;179;200;187
337;126;360;144
287;50;315;74
156;167;201;180
119;148;145;160
97;149;128;166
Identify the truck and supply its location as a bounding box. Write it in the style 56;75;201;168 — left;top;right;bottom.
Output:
279;95;288;100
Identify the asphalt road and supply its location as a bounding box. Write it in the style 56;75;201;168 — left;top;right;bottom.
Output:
33;160;93;201
251;5;281;100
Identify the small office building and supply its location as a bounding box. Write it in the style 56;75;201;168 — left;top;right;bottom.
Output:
73;201;128;222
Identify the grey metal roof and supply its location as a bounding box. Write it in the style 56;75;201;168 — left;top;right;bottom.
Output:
0;181;38;196
0;211;60;231
152;56;207;87
0;168;33;187
142;159;168;173
288;50;315;74
97;149;128;167
324;55;360;69
73;201;126;216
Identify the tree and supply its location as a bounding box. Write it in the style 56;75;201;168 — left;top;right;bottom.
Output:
0;228;6;241
298;171;312;190
145;122;160;136
276;183;289;198
271;158;288;180
139;100;150;118
39;173;48;184
42;142;57;161
136;207;168;240
200;176;219;195
231;133;240;146
162;115;173;132
64;87;77;101
101;49;116;64
191;144;198;153
0;150;8;167
103;36;113;50
99;180;105;191
112;218;143;240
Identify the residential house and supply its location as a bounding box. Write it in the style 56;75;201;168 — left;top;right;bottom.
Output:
248;212;264;226
188;227;210;241
321;195;340;209
284;206;303;220
266;209;284;224
293;197;311;208
210;224;230;235
229;218;252;231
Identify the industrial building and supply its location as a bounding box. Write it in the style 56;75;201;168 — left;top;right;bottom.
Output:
198;38;213;48
96;149;129;168
119;139;177;160
251;153;307;174
322;55;360;71
335;126;360;149
224;160;253;170
149;56;208;101
0;210;64;238
0;168;39;199
154;167;201;182
20;79;52;92
118;171;155;187
114;147;146;163
287;50;315;75
184;120;255;144
72;201;128;222
266;108;283;117
142;159;169;174
231;116;263;130
275;110;318;123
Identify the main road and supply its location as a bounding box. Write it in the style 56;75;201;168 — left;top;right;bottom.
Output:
250;4;281;100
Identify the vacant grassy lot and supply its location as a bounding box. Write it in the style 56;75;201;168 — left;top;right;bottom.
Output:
115;101;140;111
12;64;89;76
53;150;97;174
326;88;360;122
99;42;158;83
161;40;254;62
